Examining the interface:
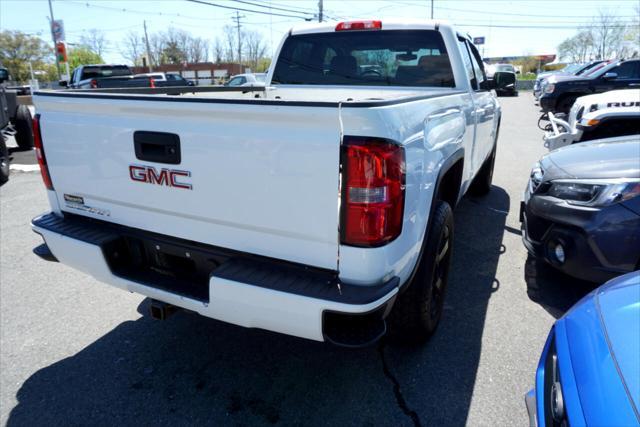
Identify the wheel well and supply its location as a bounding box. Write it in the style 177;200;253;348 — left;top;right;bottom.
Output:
436;158;464;209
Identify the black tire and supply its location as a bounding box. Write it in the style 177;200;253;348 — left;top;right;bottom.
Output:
388;200;454;344
0;134;10;185
14;105;34;150
468;135;498;196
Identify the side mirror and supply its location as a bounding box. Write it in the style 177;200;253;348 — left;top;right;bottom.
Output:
491;71;516;90
0;68;8;83
603;72;617;80
58;80;68;87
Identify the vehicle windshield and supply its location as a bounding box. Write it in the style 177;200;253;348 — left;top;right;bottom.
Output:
563;64;582;74
576;61;603;75
81;65;131;80
272;30;455;87
584;61;614;77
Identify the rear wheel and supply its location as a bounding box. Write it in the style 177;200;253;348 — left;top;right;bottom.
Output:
0;134;10;185
388;200;454;343
14;105;34;150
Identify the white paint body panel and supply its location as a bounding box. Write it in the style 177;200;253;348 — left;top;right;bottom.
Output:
35;96;343;270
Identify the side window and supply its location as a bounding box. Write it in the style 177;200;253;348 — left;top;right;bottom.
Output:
228;77;246;86
611;61;640;79
466;41;486;90
458;39;476;89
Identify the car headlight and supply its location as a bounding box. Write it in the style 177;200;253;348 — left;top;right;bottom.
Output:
548;178;640;207
544;83;555;94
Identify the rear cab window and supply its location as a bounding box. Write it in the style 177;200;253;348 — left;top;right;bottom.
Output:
80;65;131;80
272;30;455;87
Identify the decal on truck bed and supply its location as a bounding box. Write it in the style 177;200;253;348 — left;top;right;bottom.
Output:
129;164;193;190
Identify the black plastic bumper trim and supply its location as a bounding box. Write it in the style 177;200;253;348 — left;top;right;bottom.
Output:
32;212;399;305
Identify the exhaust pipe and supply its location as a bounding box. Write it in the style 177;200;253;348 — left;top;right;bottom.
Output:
149;299;179;320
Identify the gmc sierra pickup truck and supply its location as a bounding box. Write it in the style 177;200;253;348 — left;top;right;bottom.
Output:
31;20;502;347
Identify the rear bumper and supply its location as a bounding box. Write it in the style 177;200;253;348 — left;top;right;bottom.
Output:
32;212;398;346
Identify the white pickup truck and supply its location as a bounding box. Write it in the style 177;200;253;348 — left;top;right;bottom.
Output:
31;20;502;347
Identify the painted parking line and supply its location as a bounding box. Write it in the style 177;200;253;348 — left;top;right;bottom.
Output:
10;164;40;172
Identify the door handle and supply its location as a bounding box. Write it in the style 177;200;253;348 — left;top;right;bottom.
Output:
134;131;181;164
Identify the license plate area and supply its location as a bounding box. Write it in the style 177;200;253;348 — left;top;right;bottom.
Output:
102;234;226;302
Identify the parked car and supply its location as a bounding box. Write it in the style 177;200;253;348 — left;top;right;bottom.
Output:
0;66;35;185
521;136;640;283
542;89;640;151
533;60;606;100
62;64;153;89
31;20;511;347
525;270;640;427
224;73;266;87
134;72;195;87
539;59;640;113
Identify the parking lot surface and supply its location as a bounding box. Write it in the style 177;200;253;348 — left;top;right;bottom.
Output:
0;94;597;426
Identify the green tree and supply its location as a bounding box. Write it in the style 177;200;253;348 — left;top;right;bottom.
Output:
67;47;103;70
0;30;53;82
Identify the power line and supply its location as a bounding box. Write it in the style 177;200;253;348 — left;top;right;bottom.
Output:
455;23;633;29
185;0;313;20
435;5;639;19
228;0;314;17
68;1;234;22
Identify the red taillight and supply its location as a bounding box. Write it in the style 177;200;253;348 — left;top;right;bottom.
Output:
33;114;54;190
335;20;382;31
90;79;98;88
341;137;405;247
150;78;155;88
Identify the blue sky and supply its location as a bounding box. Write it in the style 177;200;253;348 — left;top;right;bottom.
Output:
1;0;638;63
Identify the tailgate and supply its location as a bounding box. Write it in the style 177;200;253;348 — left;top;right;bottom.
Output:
34;94;342;270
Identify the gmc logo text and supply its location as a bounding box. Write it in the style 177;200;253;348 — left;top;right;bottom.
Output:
129;165;193;190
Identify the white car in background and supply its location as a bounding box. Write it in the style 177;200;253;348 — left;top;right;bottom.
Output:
225;73;266;87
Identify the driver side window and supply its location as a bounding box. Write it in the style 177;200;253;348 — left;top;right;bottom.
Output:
466;42;487;90
228;77;245;86
610;61;640;80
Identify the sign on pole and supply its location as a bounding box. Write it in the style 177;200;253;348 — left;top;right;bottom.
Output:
52;19;65;42
473;36;485;45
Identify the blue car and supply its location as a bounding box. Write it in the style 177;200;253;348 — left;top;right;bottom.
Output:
526;271;640;426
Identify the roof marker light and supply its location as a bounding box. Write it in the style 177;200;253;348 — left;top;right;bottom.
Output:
335;20;382;31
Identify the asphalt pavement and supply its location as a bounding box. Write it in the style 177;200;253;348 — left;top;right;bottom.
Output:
0;94;597;426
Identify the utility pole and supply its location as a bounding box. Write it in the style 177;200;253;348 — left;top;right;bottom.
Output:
233;11;243;72
48;0;60;76
430;0;434;19
143;20;153;72
318;0;323;23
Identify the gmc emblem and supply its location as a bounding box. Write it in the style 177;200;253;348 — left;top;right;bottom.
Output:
129;165;193;190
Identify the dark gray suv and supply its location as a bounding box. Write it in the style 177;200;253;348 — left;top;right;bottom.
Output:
520;136;640;282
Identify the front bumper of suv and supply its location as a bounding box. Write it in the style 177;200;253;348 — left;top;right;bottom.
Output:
520;191;640;283
32;212;399;347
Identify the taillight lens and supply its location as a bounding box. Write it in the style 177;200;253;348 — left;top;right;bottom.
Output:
341;137;405;247
90;79;98;88
335;20;382;31
33;114;54;190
